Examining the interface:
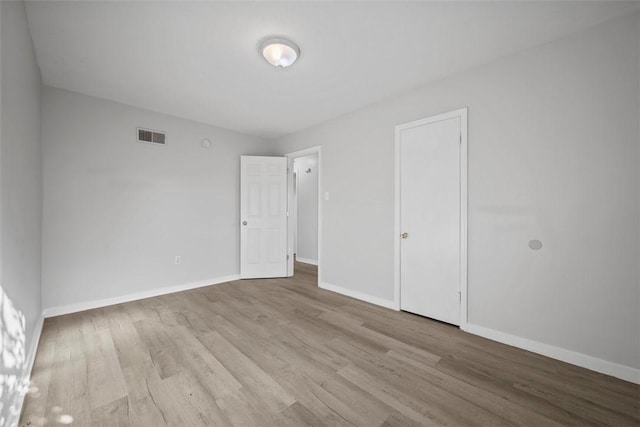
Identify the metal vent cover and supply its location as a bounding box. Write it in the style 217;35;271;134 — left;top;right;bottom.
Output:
137;127;166;145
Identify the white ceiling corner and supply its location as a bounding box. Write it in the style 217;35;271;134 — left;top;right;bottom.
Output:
24;1;640;139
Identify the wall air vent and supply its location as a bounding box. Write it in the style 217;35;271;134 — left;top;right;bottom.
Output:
137;128;166;145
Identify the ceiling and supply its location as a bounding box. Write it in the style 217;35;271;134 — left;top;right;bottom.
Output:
25;1;639;139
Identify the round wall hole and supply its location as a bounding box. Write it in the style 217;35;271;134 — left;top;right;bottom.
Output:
528;240;543;250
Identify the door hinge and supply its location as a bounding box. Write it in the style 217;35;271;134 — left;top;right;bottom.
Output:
286;211;289;217
459;133;462;144
287;254;290;260
458;291;461;303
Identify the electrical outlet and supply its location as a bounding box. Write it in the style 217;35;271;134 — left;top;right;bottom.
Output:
175;256;181;265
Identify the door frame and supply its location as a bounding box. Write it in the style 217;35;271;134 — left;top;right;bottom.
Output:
393;107;468;330
285;146;322;284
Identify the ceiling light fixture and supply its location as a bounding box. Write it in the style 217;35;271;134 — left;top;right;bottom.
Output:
259;37;300;69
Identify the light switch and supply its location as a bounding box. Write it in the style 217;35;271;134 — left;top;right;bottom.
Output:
324;191;330;201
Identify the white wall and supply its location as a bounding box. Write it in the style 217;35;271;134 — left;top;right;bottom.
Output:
294;154;318;263
274;13;640;375
0;0;43;424
41;87;270;311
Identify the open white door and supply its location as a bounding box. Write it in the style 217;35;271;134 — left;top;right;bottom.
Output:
286;156;294;276
240;156;288;279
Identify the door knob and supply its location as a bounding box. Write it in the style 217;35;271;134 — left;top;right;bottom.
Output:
242;221;248;226
401;232;409;239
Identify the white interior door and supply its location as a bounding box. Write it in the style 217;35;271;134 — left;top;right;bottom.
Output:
240;156;288;279
286;157;295;276
399;116;462;325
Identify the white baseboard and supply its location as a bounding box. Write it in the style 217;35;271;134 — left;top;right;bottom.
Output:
465;323;640;385
43;274;240;318
296;257;318;266
319;281;397;310
7;313;45;427
23;314;44;385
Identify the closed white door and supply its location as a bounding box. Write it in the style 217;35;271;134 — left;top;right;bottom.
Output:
399;116;462;325
240;156;288;279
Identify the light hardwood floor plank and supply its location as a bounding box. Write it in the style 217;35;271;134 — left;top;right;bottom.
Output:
20;262;640;426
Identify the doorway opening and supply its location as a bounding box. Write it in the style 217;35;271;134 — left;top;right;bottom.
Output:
286;146;321;286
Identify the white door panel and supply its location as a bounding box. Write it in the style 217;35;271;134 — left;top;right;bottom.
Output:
400;116;461;325
240;156;287;279
286;157;295;276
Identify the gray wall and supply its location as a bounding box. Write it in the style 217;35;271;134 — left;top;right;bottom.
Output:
274;13;640;370
41;87;269;310
0;0;43;423
294;154;318;263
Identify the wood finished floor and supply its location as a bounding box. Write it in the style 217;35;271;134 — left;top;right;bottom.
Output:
21;261;639;426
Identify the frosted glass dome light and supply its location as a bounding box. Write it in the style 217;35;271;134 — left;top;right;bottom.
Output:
260;38;300;68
